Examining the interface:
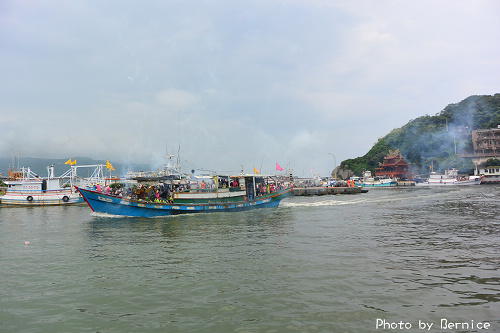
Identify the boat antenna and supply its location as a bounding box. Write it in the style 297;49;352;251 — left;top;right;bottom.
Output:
165;136;168;157
177;110;181;172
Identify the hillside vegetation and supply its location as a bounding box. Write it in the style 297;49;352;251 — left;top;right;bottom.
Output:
340;94;500;176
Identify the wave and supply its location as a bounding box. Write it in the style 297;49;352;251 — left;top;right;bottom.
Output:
281;188;454;208
90;212;128;218
281;198;368;208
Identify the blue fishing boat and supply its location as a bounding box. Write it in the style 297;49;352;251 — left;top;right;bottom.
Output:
76;174;292;217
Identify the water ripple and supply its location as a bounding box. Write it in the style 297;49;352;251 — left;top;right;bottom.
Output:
1;186;499;332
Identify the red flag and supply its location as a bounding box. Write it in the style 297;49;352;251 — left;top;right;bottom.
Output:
276;163;283;171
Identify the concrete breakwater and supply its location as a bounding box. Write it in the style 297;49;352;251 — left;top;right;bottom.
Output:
292;186;366;196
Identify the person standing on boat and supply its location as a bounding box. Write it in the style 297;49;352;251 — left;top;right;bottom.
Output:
96;183;102;192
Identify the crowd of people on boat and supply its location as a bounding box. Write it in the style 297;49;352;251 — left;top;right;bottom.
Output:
92;182;178;203
255;182;283;196
90;177;288;204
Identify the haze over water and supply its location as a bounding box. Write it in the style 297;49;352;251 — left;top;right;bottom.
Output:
1;185;499;332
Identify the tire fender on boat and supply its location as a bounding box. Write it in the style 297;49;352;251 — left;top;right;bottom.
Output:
62;196;70;202
27;196;33;202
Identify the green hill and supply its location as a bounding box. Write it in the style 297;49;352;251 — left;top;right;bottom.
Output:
340;94;500;176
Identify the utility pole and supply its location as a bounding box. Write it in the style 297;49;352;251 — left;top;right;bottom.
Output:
328;153;337;181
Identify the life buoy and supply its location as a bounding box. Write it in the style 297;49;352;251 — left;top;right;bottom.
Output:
62;196;69;202
27;196;33;202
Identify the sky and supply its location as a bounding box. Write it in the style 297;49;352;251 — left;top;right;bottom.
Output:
1;0;499;177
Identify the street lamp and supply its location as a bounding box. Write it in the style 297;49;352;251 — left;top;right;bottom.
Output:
328;153;337;181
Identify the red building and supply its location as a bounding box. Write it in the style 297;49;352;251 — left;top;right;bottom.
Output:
375;151;412;180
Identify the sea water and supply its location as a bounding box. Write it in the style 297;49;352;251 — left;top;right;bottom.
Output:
1;185;499;332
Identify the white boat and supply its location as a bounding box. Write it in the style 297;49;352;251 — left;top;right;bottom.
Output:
353;171;397;187
421;169;483;186
0;164;106;206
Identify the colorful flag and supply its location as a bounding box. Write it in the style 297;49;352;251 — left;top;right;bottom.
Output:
71;159;77;165
106;160;114;171
65;158;72;165
253;166;259;174
276;163;283;171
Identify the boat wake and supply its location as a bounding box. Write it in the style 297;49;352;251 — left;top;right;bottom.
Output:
281;198;368;208
90;212;128;218
90;211;188;219
281;189;453;208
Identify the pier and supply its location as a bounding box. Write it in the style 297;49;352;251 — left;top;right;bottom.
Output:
292;186;366;196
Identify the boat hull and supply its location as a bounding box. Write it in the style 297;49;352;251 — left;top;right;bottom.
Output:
76;187;292;217
420;176;484;186
482;175;500;184
0;191;83;206
354;181;397;187
421;180;483;186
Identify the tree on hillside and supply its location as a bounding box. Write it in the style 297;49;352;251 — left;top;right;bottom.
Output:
485;158;500;167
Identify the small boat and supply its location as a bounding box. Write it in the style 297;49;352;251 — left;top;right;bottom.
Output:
420;169;483;186
76;174;292;217
353;171;397;187
1;164;106;206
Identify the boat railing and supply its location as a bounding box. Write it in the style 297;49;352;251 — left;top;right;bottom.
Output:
187;188;217;194
17;167;39;181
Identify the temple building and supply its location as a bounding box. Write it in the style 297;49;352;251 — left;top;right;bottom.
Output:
375;150;412;180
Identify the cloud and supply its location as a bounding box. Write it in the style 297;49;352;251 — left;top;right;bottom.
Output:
1;0;499;176
155;89;200;110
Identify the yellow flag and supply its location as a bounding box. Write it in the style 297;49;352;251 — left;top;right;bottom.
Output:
253;166;259;174
65;158;72;165
71;159;77;165
106;160;114;171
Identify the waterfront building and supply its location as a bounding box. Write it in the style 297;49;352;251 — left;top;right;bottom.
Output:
478;165;500;184
460;126;500;167
472;126;500;157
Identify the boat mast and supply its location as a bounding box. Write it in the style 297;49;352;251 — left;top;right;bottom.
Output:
177;110;182;173
253;176;256;199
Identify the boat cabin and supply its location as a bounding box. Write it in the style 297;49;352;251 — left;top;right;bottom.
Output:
171;174;284;204
5;166;68;193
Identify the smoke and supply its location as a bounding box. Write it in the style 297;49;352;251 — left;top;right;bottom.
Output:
384;97;484;174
